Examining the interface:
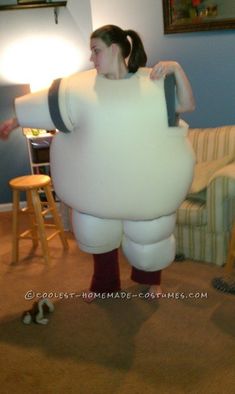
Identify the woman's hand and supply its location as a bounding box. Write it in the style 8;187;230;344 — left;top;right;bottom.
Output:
0;117;19;140
150;61;195;113
150;61;179;80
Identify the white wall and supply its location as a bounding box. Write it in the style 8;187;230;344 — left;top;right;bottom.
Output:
0;0;94;205
0;0;163;88
90;0;161;66
0;0;162;88
0;0;93;88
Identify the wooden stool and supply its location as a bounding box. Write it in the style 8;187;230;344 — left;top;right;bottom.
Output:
225;221;235;273
9;174;69;264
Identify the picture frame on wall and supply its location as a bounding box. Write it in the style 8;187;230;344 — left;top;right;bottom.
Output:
162;0;235;34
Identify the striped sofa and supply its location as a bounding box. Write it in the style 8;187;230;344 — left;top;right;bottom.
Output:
175;125;235;266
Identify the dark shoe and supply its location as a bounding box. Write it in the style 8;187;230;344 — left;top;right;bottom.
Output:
212;276;235;295
175;253;185;262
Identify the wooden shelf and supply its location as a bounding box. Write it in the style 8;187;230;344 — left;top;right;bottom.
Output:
0;2;67;11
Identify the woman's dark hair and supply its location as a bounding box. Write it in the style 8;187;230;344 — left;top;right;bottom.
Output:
91;25;147;73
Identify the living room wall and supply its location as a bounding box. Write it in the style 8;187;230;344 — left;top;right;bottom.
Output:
0;85;31;205
0;0;92;205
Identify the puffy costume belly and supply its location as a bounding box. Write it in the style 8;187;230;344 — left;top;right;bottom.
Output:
50;121;194;220
15;67;195;221
49;68;195;220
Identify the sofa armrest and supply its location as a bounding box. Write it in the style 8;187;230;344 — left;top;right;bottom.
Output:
207;162;235;233
209;162;235;181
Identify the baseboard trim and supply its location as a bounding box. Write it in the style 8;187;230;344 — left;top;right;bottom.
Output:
0;202;26;212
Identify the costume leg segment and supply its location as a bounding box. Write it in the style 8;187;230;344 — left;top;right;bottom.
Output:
72;210;123;253
122;214;176;271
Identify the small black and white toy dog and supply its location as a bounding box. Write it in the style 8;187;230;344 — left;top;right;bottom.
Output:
22;299;54;325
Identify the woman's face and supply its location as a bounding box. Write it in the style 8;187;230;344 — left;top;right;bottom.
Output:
90;38;115;75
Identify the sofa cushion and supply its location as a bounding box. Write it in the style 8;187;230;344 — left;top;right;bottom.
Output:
177;198;207;226
189;154;234;194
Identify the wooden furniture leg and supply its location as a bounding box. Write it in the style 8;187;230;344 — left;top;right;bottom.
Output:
12;189;20;263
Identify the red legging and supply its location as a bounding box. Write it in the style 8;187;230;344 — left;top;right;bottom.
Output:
90;248;161;293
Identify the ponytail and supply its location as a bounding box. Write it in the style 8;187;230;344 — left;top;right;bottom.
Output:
125;30;147;73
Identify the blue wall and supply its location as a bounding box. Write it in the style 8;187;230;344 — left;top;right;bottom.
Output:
0;85;31;204
151;3;235;128
161;31;235;128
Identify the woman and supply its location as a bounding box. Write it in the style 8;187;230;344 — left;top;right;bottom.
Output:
0;25;195;302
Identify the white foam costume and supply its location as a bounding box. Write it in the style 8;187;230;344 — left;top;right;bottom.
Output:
15;68;195;271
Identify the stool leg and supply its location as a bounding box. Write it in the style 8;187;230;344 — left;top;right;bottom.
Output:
225;223;235;273
12;190;20;263
26;190;38;249
31;189;50;264
44;185;69;249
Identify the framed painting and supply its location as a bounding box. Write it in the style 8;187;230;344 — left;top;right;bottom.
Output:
163;0;235;34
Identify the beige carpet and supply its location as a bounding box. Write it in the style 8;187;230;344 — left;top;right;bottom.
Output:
0;211;235;394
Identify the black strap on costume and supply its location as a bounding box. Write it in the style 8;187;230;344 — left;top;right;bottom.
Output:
48;78;71;133
48;74;177;132
164;74;178;126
